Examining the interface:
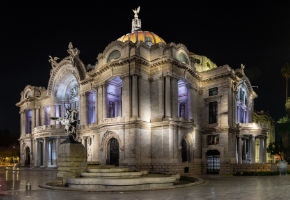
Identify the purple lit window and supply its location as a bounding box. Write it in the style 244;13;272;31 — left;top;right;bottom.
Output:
178;80;188;119
236;85;249;123
44;106;50;125
108;101;116;118
25;109;32;134
87;91;96;124
106;77;122;118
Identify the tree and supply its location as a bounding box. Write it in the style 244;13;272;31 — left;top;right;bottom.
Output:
267;142;285;161
281;62;290;102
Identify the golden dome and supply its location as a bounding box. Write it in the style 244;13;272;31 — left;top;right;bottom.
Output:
117;31;166;45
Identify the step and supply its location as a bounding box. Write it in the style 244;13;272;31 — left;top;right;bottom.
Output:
87;168;131;173
67;175;178;186
81;171;148;178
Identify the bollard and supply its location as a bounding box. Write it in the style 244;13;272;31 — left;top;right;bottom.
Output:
26;182;31;191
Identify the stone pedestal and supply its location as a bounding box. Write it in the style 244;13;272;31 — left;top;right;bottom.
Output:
57;143;87;183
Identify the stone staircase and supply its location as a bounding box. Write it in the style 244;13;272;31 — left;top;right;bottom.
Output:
66;165;180;191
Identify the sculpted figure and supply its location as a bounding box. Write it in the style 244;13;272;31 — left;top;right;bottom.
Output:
51;106;79;143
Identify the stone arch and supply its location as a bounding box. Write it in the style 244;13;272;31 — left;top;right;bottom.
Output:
107;138;119;166
47;60;83;96
180;133;194;162
100;130;123;152
24;146;31;167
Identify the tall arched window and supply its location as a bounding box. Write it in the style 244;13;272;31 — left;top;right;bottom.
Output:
25;109;32;134
106;77;122;118
236;84;249;123
87;91;96;124
44;106;50;125
178;80;188;119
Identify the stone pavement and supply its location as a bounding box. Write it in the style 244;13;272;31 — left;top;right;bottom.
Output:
1;168;290;200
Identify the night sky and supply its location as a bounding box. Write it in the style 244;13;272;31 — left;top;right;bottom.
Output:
1;1;290;134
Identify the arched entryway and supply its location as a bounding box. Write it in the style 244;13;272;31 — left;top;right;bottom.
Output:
107;138;119;166
181;139;188;162
206;150;220;174
25;147;30;167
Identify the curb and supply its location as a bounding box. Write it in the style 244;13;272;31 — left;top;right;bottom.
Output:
39;176;205;192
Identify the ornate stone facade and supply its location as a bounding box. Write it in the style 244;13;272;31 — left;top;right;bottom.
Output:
16;10;268;174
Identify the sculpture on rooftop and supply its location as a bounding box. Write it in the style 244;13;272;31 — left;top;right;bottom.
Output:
131;6;141;33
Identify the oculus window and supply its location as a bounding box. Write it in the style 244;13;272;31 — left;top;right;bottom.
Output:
107;50;121;63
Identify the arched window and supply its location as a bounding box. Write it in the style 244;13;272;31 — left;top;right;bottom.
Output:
181;139;188;162
107;50;121;63
87;91;96;124
25;91;31;99
178;80;189;119
55;73;79;110
236;84;249;123
44;106;50;126
25;109;32;134
106;77;122;118
177;52;189;64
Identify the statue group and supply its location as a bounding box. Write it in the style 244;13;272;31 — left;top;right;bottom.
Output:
51;107;79;143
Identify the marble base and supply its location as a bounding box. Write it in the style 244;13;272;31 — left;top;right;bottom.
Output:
57;143;87;183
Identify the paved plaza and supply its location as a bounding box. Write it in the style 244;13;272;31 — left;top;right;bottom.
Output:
0;168;290;200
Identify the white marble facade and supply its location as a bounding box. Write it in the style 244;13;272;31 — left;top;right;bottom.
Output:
16;14;268;174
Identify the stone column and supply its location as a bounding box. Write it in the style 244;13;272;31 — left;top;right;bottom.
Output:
80;94;87;126
158;77;165;119
56;137;60;166
97;86;103;123
31;109;36;129
251;136;256;163
132;75;138;118
102;84;107;119
238;136;242;164
40;107;45;126
263;137;267;163
171;77;178;119
43;138;47;167
187;84;193;120
259;137;263;163
20;111;25;137
94;89;98;124
165;76;171;118
33;139;37;167
35;108;40;127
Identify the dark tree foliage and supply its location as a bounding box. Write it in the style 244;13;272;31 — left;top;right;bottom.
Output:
0;129;19;147
267;142;284;161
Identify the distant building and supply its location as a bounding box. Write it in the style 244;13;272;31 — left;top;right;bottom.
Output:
16;8;268;174
253;111;275;163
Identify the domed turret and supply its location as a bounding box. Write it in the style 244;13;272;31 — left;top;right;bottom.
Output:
117;31;166;45
117;6;166;46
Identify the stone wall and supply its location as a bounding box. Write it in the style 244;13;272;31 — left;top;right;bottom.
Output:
233;163;276;173
123;162;202;175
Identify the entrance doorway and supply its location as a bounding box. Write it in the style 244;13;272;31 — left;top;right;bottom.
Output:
181;139;188;162
207;150;220;174
39;142;43;166
25;147;30;167
107;138;119;166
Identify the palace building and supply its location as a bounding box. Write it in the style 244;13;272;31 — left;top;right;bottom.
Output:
16;8;268;174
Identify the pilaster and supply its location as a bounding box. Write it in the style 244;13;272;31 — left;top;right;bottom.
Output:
132;75;138;118
251;136;256;163
238;136;242;164
165;76;171;118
